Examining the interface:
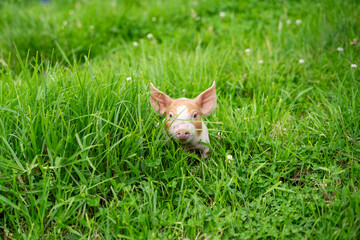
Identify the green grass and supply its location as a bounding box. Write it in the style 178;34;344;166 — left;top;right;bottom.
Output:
0;0;360;239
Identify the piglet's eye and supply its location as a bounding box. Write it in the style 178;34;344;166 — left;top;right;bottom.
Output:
169;112;174;118
193;112;198;119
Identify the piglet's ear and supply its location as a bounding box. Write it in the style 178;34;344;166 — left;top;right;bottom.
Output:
194;81;216;115
150;83;172;115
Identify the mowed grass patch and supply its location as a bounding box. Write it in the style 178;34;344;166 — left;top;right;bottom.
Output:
0;0;360;239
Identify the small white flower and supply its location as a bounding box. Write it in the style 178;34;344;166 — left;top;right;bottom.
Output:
258;60;264;64
133;41;139;47
195;16;201;21
147;33;153;39
337;47;344;52
69;10;74;15
89;25;95;30
182;89;186;94
299;59;305;64
296;19;302;25
219;12;226;18
126;77;132;81
63;21;68;26
0;58;8;67
286;19;291;25
191;9;197;18
226;155;233;163
351;64;357;68
76;22;82;28
151;17;157;22
245;48;251;55
218;132;225;140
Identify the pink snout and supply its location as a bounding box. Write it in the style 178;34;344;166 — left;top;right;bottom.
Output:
175;129;191;140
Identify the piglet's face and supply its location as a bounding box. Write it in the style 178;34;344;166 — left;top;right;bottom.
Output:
150;82;216;144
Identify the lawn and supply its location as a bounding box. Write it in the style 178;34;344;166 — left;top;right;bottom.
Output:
0;0;359;239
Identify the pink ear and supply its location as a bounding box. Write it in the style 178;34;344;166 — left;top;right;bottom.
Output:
150;83;172;115
194;82;216;115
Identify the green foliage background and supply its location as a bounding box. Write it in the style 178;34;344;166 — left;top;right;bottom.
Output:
0;0;359;239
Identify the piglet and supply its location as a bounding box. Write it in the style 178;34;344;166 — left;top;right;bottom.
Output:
150;82;216;158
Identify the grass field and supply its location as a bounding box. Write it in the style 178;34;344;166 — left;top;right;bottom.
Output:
0;0;360;239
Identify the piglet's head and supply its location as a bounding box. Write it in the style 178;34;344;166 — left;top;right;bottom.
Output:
150;82;216;144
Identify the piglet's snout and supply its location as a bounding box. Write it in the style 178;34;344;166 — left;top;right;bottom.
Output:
170;120;197;142
175;128;191;140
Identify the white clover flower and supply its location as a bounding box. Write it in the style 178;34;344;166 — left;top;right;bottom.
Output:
245;48;251;55
258;60;264;64
226;155;233;163
89;25;95;30
296;19;302;25
191;9;197;18
337;47;344;52
219;12;226;18
151;17;157;22
147;33;153;39
126;77;132;81
286;19;291;25
299;59;305;64
133;41;139;47
69;10;74;15
351;64;357;68
195;16;201;21
0;58;8;67
218;132;225;140
63;21;68;26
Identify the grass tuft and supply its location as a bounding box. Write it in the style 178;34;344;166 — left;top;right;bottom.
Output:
0;0;359;239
